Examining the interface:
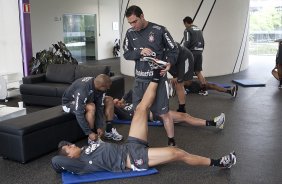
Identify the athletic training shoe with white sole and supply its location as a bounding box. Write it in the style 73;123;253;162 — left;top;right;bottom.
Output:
198;90;208;96
215;113;225;129
104;128;123;141
230;85;238;97
142;57;167;70
88;138;104;145
220;151;237;168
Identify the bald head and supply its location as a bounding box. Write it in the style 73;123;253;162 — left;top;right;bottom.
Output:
94;74;112;92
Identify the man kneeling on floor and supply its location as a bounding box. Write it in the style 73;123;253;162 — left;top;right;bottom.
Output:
52;70;236;174
62;74;123;143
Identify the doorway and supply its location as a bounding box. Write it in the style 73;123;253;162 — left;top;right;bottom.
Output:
63;14;97;63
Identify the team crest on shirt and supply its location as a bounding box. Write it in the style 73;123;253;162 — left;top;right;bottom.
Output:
148;32;155;42
134;159;144;166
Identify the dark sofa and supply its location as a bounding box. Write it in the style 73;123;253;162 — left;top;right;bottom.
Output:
20;64;124;106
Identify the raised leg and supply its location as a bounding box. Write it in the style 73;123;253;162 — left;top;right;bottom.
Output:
128;82;158;142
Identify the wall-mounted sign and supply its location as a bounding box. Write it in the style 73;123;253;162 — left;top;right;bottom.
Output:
23;3;30;13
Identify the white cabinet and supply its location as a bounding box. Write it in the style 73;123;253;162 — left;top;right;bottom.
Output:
0;73;22;100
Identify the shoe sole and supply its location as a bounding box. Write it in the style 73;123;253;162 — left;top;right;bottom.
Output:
105;136;123;141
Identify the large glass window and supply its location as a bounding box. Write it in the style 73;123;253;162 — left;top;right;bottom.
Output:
249;0;282;55
63;14;96;62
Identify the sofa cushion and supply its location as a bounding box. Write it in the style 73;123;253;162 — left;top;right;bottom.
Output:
75;65;111;80
46;64;77;84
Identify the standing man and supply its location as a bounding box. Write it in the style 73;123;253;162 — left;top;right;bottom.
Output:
169;42;194;113
123;5;179;146
183;16;206;92
62;74;123;144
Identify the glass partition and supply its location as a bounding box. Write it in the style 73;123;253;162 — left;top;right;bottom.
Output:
63;14;96;62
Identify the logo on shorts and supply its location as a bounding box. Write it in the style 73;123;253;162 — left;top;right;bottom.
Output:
134;159;144;166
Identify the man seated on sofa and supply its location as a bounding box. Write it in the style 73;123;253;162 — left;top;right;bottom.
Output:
62;74;123;143
52;70;236;174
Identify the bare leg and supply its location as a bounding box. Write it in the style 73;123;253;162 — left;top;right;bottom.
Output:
148;147;210;167
175;82;186;105
104;96;114;121
195;71;206;86
85;103;96;129
272;68;279;81
128;82;158;142
206;83;228;93
169;111;205;126
159;113;174;138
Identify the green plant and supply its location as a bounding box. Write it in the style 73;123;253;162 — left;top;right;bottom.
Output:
29;41;78;74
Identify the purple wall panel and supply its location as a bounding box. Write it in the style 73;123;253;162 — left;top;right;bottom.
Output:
19;0;33;76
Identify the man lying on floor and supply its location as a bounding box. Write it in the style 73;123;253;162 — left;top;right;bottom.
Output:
51;69;236;174
114;90;225;129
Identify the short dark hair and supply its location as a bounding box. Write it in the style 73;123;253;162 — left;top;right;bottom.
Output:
125;5;143;18
57;140;72;156
183;16;193;24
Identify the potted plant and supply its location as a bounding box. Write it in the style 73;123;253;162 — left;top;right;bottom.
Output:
29;41;78;75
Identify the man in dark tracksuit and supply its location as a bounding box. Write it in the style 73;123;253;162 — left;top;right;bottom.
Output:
123;5;179;146
62;75;123;143
169;42;194;113
51;74;236;174
183;16;206;90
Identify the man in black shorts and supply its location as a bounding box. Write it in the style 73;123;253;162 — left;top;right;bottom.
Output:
183;16;207;92
51;70;236;174
184;80;238;97
123;5;179;146
62;74;123;143
169;42;194;113
113;90;225;129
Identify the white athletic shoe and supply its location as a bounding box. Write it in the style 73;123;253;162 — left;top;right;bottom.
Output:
220;151;237;168
142;57;167;70
88;137;104;145
215;113;225;129
198;90;208;96
230;85;238;97
104;128;123;141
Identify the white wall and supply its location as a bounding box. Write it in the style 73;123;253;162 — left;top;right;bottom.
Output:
120;0;250;77
30;0;120;60
0;0;23;76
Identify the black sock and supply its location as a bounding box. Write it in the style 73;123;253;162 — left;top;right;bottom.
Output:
168;137;176;146
151;69;161;83
177;104;186;113
226;89;231;94
206;120;216;126
280;80;282;85
106;121;113;132
210;158;220;167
